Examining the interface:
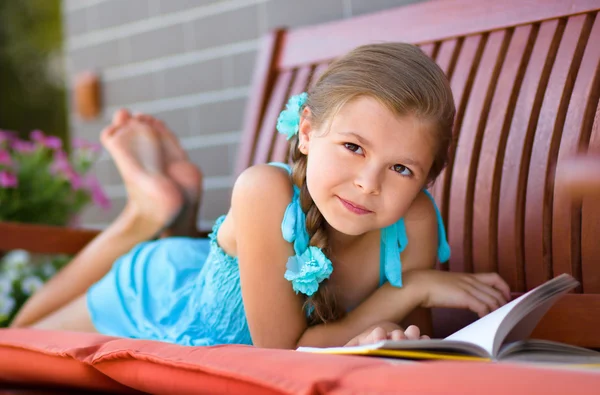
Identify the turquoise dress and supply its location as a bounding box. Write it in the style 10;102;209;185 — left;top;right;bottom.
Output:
86;163;450;346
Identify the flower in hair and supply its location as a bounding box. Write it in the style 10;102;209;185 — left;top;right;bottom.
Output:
284;246;333;296
276;92;308;140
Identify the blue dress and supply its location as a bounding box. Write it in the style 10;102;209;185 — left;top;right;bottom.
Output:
86;163;451;346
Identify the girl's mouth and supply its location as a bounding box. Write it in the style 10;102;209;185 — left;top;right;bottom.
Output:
337;196;373;215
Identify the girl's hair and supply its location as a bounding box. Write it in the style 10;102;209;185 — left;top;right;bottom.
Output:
290;42;456;325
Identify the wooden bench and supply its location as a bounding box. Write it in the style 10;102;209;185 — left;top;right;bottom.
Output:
1;0;599;347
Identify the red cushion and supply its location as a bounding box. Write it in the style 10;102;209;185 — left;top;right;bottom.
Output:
1;328;599;394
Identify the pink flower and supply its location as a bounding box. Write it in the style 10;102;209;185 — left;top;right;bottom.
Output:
0;150;12;166
50;151;83;189
0;171;17;188
11;140;36;153
84;176;111;210
0;130;16;146
30;130;62;150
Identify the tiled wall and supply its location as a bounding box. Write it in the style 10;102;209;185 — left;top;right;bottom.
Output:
62;0;424;230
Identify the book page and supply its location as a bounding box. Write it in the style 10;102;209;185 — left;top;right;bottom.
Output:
446;274;578;356
444;292;530;355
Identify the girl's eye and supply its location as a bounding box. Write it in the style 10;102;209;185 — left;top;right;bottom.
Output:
392;164;413;177
344;143;363;154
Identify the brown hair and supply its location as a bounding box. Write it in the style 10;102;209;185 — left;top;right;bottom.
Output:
290;43;456;325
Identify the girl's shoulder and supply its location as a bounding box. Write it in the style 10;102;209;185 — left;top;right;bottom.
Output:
231;163;295;220
403;190;437;223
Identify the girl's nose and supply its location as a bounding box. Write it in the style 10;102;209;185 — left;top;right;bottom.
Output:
354;165;382;195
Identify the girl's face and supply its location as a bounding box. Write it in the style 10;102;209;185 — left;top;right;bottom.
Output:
298;96;437;236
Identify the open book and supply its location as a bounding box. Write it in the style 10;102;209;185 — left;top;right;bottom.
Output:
299;274;600;365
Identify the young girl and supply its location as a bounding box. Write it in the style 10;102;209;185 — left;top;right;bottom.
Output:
12;43;510;348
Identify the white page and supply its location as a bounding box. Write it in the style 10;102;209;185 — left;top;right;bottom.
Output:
444;292;530;356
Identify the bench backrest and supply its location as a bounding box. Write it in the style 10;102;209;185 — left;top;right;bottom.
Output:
237;0;600;345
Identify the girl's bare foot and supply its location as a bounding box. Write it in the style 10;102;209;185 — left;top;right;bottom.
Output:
100;115;184;239
133;113;203;237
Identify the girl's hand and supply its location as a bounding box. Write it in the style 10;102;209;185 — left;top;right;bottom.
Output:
404;270;511;317
345;322;430;347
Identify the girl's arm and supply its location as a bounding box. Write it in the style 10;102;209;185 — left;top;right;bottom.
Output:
232;165;307;349
297;281;426;347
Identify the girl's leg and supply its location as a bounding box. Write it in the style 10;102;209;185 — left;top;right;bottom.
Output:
10;113;194;328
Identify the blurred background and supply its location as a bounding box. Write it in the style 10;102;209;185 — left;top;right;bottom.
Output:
1;0;425;231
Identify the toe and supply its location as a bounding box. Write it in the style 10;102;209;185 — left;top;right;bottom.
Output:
112;108;131;125
100;124;119;146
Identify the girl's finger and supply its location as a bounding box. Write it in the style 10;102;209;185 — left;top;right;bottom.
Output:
364;327;387;345
464;275;507;307
420;335;430;340
389;329;408;341
461;287;490;317
473;273;511;301
404;325;421;340
462;281;501;313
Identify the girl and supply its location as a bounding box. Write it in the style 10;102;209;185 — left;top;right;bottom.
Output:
12;43;510;348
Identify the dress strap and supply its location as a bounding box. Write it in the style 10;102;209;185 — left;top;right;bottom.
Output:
379;190;452;288
422;190;451;263
268;161;292;175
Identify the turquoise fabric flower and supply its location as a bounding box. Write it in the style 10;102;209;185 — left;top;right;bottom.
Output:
284;246;333;296
276;92;308;140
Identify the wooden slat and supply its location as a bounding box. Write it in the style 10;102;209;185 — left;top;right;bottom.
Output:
530;294;600;346
280;0;600;69
0;222;99;255
309;62;329;89
440;35;483;273
236;30;285;175
448;31;507;273
497;20;561;293
472;26;534;278
524;15;588;288
418;42;437;58
552;15;600;287
431;38;461;231
582;101;600;292
271;66;313;163
433;294;600;347
251;70;293;166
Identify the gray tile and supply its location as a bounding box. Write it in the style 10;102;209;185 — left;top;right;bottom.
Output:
200;187;233;222
87;0;152;31
81;196;126;226
190;5;260;51
188;97;247;136
64;8;89;36
349;0;423;17
129;24;187;63
92;158;122;185
72;119;109;143
103;73;159;106
264;0;344;32
158;0;220;14
187;143;238;177
229;50;257;88
69;39;128;72
162;58;225;98
150;108;193;138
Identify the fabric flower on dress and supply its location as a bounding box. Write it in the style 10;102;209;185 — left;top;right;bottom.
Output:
284;246;333;296
276;92;308;140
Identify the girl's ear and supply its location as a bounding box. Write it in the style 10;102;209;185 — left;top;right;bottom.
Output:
297;107;313;155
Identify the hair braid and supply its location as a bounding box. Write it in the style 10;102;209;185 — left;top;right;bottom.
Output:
290;137;344;325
